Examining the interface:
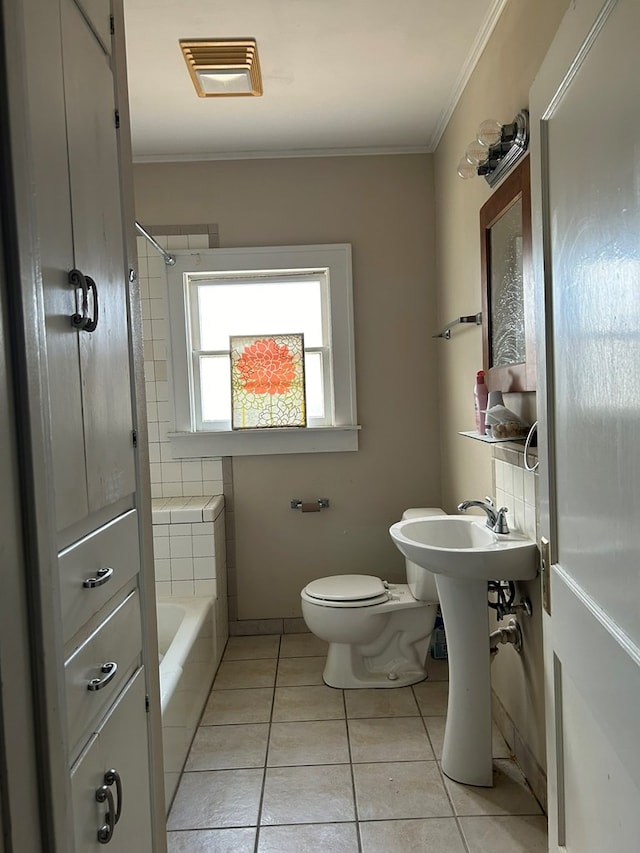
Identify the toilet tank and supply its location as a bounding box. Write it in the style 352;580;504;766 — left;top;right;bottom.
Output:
401;508;446;600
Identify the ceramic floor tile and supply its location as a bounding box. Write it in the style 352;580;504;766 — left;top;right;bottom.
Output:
348;716;434;763
279;632;328;658
267;720;349;766
272;685;345;722
353;761;453;820
223;634;281;660
425;717;512;761
257;822;359;852
261;764;355;825
213;658;277;690
424;715;447;758
165;633;546;853
185;723;269;770
167;768;263;830
412;681;449;715
359;818;466;853
344;686;419;719
276;655;326;686
167;827;256;852
459;815;548;852
201;687;274;725
443;759;543;817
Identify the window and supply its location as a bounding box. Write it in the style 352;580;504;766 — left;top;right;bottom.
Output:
192;272;328;428
167;244;359;456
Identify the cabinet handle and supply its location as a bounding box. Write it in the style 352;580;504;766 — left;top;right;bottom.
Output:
69;268;99;333
95;784;115;844
87;661;118;692
82;566;114;589
103;769;123;824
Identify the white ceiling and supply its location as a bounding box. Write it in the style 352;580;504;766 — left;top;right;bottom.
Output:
124;0;505;163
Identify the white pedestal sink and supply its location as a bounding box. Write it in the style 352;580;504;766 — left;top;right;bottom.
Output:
389;515;537;787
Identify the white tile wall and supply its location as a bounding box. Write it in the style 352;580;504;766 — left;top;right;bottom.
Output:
494;458;537;541
152;496;224;598
136;232;224;500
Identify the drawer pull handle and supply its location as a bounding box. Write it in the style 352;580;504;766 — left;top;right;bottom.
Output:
87;661;118;692
95;784;115;844
83;567;114;589
104;769;123;825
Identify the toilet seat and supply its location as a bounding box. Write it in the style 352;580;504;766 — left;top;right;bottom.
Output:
302;574;390;608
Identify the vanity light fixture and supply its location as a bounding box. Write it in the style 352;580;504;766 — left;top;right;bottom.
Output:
457;110;529;187
179;38;263;97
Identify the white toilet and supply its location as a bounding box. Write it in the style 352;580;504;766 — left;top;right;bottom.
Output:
300;508;445;688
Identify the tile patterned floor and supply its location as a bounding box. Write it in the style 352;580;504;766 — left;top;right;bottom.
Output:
167;634;547;852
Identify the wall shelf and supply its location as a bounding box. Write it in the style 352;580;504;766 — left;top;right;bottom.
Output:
459;430;526;444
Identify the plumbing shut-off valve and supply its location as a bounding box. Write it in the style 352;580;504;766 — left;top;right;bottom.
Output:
490;619;523;656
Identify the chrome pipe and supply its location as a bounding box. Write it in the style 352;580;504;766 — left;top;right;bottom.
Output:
432;312;482;340
134;221;176;266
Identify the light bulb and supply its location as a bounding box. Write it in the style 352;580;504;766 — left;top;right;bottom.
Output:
477;119;503;147
457;157;477;179
465;139;489;166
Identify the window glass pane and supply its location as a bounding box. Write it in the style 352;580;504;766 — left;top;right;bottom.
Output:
200;355;231;422
304;352;324;419
196;279;324;350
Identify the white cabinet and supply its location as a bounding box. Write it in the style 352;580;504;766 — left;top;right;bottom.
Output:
48;0;159;848
1;0;164;849
71;669;152;851
46;0;135;538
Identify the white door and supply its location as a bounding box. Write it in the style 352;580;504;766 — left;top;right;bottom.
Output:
530;0;640;849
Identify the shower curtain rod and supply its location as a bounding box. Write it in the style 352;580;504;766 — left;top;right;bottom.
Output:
135;221;176;266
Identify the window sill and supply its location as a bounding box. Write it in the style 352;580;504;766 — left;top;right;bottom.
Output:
168;425;361;458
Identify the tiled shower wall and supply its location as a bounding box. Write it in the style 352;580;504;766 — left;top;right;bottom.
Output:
136;226;237;615
152;496;224;599
136;226;223;500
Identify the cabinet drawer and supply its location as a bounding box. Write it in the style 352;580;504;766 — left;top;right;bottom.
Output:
65;591;142;761
71;668;153;852
59;510;140;644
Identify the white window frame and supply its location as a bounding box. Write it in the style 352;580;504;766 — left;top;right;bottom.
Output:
166;244;359;456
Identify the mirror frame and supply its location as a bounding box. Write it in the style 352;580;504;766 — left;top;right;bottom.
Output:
480;155;536;392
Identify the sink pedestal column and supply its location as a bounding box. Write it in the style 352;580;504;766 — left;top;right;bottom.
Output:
435;574;493;786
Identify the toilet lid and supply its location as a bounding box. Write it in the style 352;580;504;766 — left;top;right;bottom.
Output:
304;574;387;603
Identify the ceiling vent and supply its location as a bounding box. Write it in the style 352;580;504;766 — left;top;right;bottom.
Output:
179;38;263;97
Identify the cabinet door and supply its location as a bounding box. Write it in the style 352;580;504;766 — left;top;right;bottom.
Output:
71;668;152;852
60;0;135;524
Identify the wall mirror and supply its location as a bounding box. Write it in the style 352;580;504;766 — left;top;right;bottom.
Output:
480;155;536;392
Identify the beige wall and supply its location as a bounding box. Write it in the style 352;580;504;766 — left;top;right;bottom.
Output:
432;0;569;785
134;154;441;620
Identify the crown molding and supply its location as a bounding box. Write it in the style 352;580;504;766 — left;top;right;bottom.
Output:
428;0;509;151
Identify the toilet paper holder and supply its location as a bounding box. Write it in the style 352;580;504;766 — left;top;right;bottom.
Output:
290;498;330;511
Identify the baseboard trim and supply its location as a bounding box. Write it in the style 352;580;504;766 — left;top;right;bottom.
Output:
492;689;548;812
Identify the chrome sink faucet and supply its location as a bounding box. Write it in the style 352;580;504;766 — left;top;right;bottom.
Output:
457;496;510;534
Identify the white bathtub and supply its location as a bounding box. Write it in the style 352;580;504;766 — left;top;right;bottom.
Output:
157;597;219;809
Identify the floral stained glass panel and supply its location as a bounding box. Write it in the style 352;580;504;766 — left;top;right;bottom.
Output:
230;334;307;429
